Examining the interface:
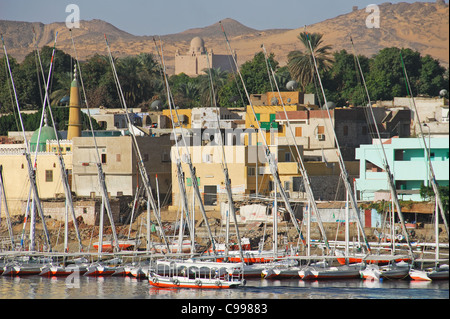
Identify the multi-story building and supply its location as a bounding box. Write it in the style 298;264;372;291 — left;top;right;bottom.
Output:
72;134;172;200
275;107;410;162
355;137;449;201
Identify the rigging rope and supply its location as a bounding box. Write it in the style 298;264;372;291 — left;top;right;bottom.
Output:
1;33;52;252
261;43;330;252
303;30;372;254
350;36;414;258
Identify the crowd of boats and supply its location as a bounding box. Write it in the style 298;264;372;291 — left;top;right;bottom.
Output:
1;239;448;290
1;23;448;292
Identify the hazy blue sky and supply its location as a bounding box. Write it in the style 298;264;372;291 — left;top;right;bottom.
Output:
0;0;439;36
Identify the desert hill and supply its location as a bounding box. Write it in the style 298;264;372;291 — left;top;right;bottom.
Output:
0;1;448;74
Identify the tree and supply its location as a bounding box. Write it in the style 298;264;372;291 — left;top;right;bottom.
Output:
321;50;370;106
198;67;229;107
0;107;101;136
366;47;421;100
287;32;333;91
0;55;20;114
417;55;448;97
80;54;118;108
217;52;280;107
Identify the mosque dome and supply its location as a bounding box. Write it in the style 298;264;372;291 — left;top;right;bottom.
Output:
30;118;62;152
190;37;205;54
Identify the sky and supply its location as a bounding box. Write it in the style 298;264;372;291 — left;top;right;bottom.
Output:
0;0;440;36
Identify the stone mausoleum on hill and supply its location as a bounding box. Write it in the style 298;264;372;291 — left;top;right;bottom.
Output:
175;37;237;76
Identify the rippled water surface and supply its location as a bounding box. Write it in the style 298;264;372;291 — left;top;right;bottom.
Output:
0;276;448;299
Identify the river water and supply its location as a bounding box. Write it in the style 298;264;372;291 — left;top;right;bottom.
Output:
0;275;447;317
0;275;447;299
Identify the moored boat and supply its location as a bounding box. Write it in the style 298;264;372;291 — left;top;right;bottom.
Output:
361;262;410;280
409;269;432;281
39;263;87;277
148;259;245;289
2;263;42;276
84;262;117;277
92;239;138;253
427;264;449;280
152;240;200;254
335;250;411;266
299;264;362;281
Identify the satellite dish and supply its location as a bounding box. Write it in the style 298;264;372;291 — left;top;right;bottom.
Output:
286;80;298;91
323;101;336;109
150;100;163;110
439;89;448;97
229;95;240;103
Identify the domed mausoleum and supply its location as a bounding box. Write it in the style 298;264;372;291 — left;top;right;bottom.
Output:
175;37;236;76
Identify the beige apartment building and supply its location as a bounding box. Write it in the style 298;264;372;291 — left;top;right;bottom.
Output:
72;134;172;200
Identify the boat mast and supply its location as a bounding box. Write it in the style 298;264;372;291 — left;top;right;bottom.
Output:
33;33;83;253
154;37;217;255
304;31;372;253
400;52;449;238
261;44;330;252
1;33;52;252
0;165;15;250
103;34;169;252
219;22;305;245
151;38;195;253
350;37;414;257
204;52;245;262
68;30;121;253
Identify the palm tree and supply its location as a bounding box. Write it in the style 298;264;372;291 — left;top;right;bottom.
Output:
287;32;333;91
198;67;229;107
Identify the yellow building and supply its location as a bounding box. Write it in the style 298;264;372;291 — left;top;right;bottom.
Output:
0;142;72;216
170;144;264;212
162;109;192;129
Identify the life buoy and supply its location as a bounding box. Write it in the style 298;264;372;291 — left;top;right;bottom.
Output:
215;280;222;287
173;279;180;286
195;279;202;287
152;277;158;283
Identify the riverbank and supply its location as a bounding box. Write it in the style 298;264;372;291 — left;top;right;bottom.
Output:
1;208;448;255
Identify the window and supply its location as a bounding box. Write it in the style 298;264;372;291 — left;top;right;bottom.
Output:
285;152;292;162
284;181;291;191
45;170;53;182
101;154;107;164
295;127;302;137
161;153;170;162
343;126;348;136
143;154;149;162
362;126;368;135
116;154;121;162
202;154;212;163
248;167;256;176
292;177;303;192
317;126;325;134
66;147;71;152
394;150;404;161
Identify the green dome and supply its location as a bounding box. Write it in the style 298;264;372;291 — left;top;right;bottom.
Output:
30;125;61;152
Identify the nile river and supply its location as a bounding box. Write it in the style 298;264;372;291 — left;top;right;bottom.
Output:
0;275;447;299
